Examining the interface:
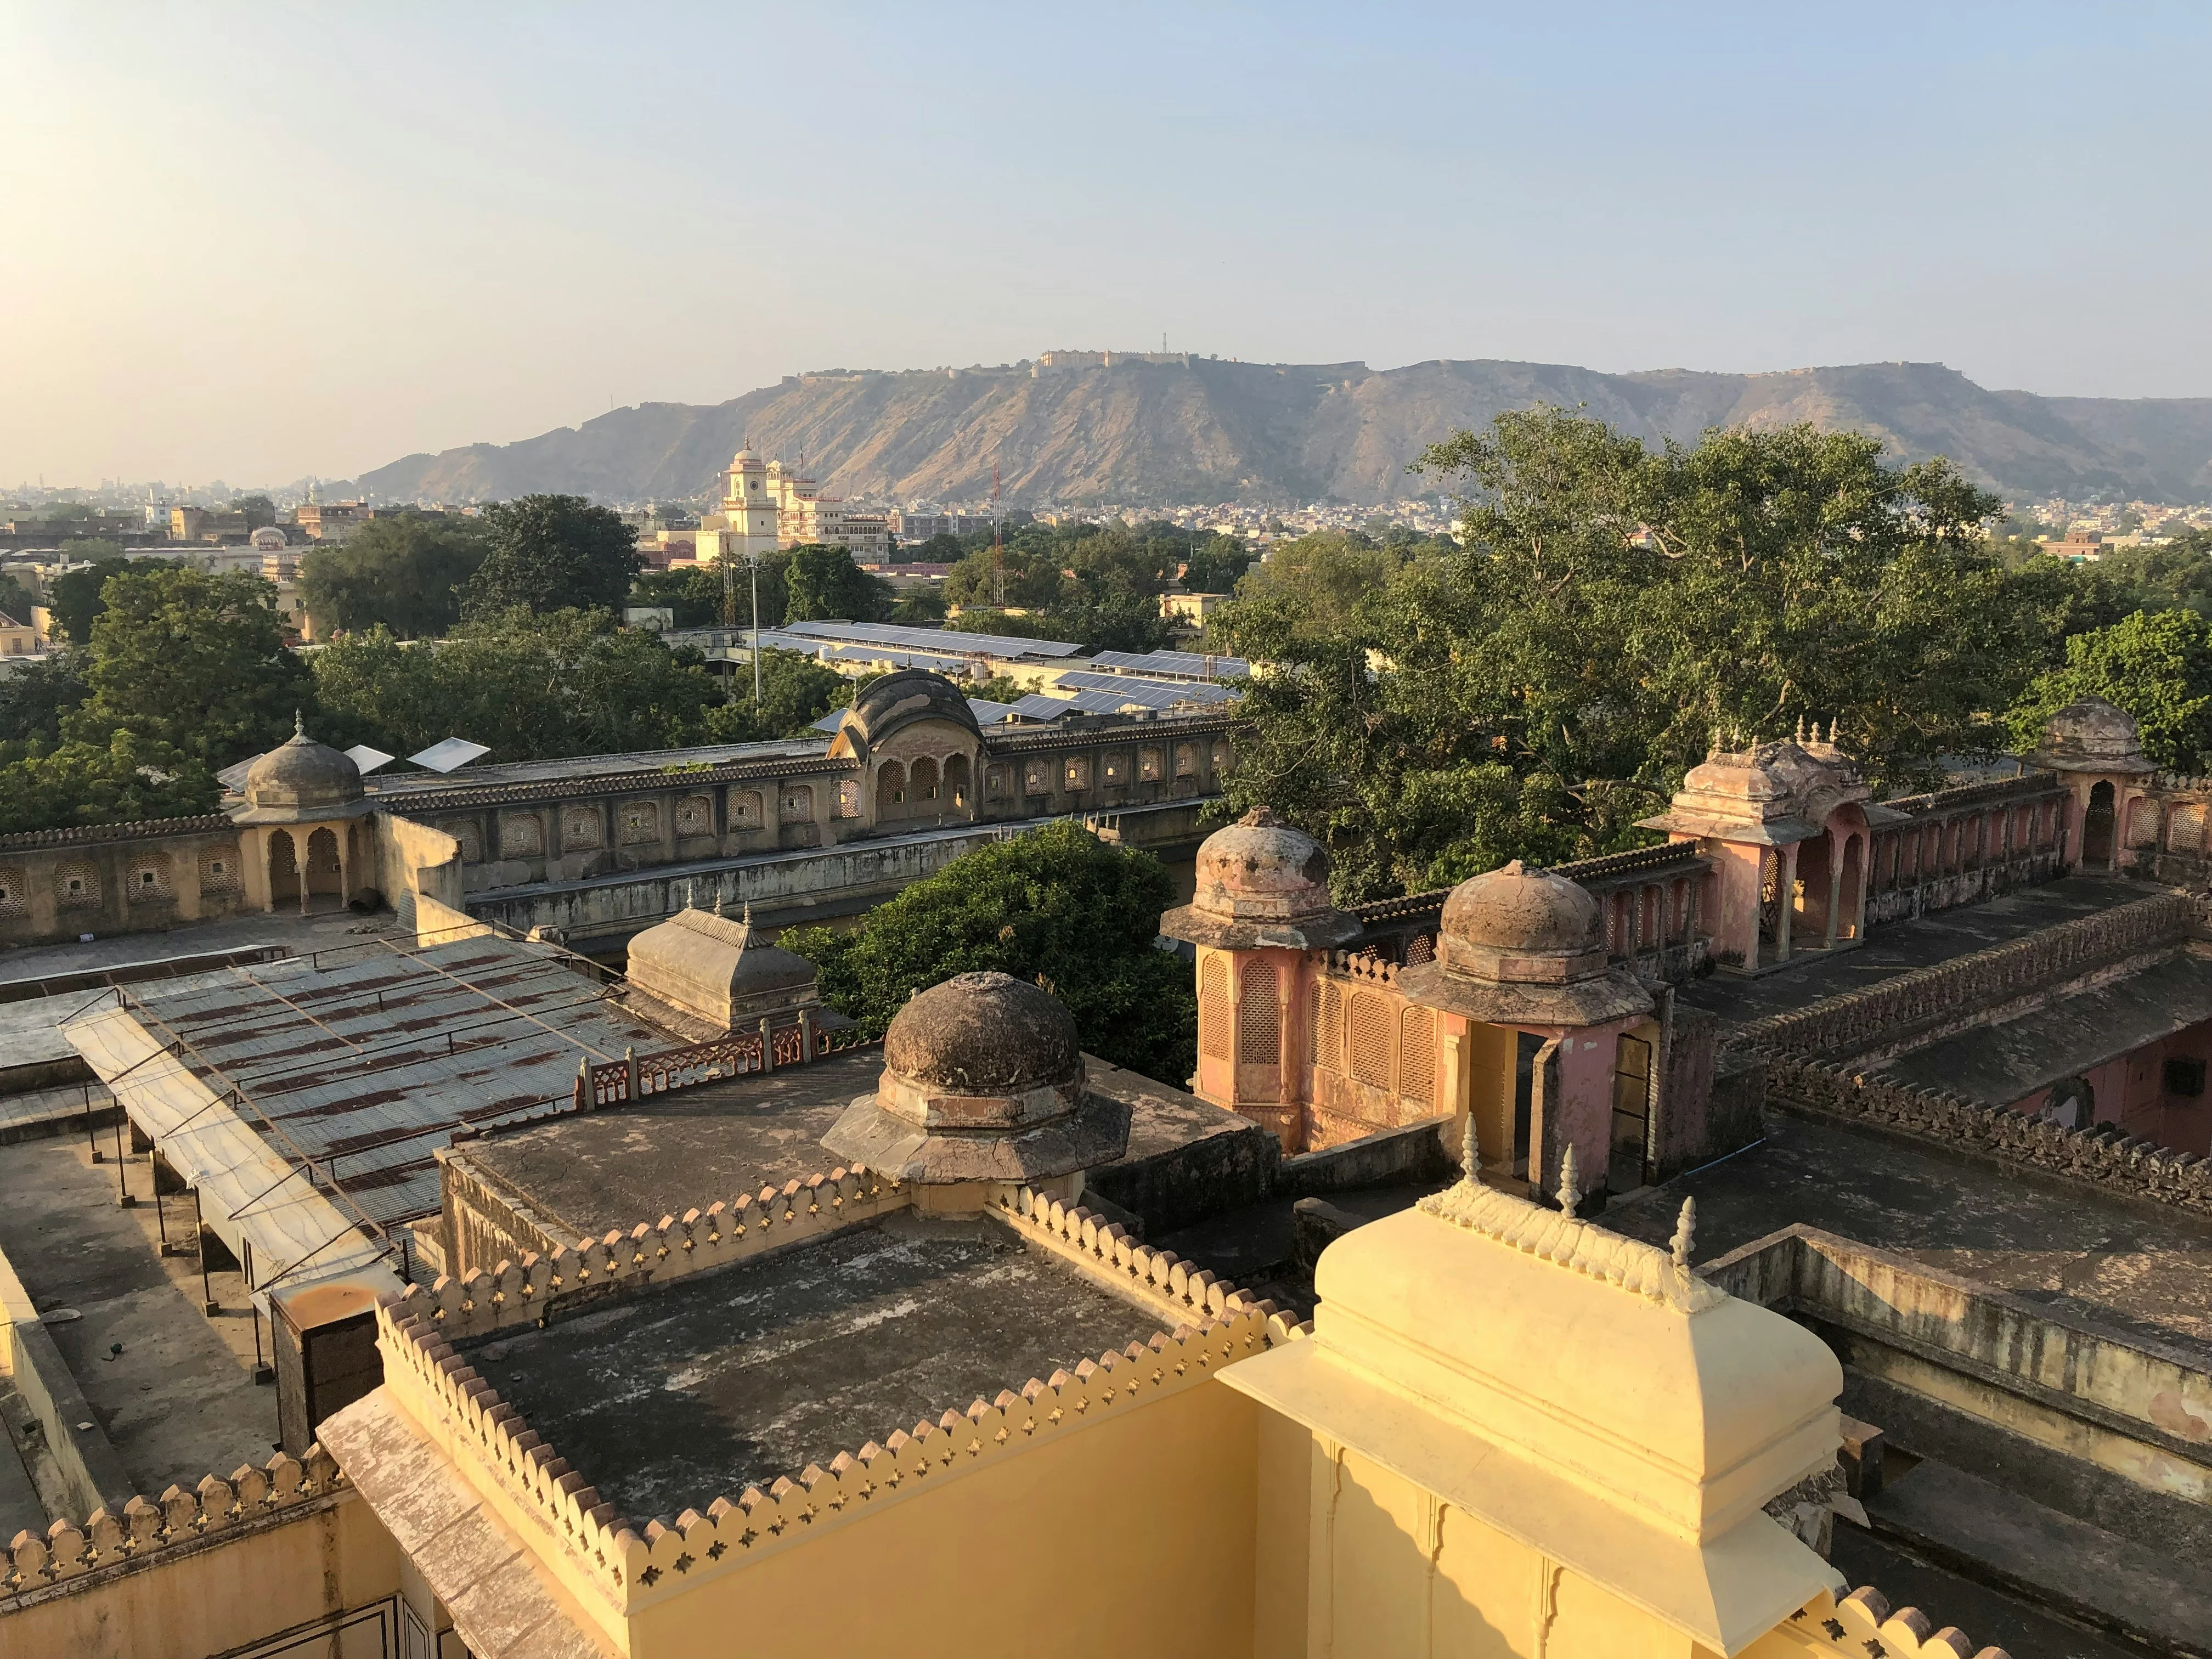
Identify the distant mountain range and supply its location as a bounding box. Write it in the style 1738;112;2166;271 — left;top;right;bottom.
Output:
358;357;2212;508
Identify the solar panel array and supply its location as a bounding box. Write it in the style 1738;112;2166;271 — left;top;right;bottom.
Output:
812;698;1028;734
778;618;1084;659
1054;670;1237;708
1090;648;1251;680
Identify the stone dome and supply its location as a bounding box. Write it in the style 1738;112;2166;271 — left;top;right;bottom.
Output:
234;715;365;822
827;668;983;757
1397;859;1651;1028
2033;695;2153;775
822;970;1129;1195
1438;860;1602;966
1191;808;1334;922
882;972;1081;1101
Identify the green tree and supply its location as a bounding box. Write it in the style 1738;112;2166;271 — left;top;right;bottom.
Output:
1180;532;1254;594
300;515;487;637
781;820;1195;1081
888;586;948;623
462;495;640;617
1230;531;1406;641
907;532;967;563
701;648;852;742
311;608;724;762
1218;409;2087;900
79;565;309;766
0;570;35;623
782;544;891;623
2006;608;2212;772
944;544;1064;609
48;554;139;645
966;674;1026;703
631;555;791;631
0;650;90;752
0;730;218;834
230;495;277;531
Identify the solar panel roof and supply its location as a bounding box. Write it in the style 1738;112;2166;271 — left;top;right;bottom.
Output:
1090;648;1251;679
1054;670;1237;708
778;618;1084;659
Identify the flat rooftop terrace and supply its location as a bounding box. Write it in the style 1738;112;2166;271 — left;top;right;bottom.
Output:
1606;1105;2212;1366
1677;874;2148;1028
459;1214;1164;1525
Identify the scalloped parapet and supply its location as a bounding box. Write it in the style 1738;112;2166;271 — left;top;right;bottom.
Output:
1776;1584;2010;1658
403;1164;906;1341
1416;1178;1726;1313
1768;1056;2212;1214
377;1282;1277;1616
1;1446;346;1604
991;1185;1314;1346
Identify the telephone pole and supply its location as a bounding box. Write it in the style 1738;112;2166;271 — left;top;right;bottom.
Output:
991;464;1005;608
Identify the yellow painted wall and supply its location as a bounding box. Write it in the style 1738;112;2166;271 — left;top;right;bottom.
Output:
2;1496;402;1659
626;1376;1260;1659
1300;1443;1709;1659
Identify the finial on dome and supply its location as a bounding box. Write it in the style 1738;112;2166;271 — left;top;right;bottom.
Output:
1460;1113;1480;1184
1670;1196;1696;1271
1556;1145;1582;1217
1795;714;1805;744
294;708;304;739
743;900;753;926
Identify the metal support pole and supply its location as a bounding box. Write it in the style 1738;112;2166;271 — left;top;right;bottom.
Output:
196;1189;217;1315
750;555;763;709
246;1239;272;1384
85;1085;100;1162
153;1148;170;1251
114;1114;133;1207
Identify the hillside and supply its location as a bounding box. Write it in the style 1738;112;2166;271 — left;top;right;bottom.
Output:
359;358;2212;507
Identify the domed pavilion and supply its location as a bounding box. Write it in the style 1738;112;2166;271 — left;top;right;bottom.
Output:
820;971;1131;1213
223;714;374;914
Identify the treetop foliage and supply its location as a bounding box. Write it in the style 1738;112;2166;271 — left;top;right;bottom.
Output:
1216;407;2132;901
300;514;487;638
780;820;1196;1081
2006;607;2212;774
462;494;640;618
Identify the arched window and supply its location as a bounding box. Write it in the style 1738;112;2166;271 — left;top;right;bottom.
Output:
1399;1007;1433;1105
878;761;907;817
912;755;940;802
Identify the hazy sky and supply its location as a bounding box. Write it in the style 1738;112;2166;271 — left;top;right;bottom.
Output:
5;2;2209;487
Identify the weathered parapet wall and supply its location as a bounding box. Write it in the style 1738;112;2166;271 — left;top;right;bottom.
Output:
2134;770;2212;886
0;1244;133;1517
1865;772;2071;928
369;811;461;933
457;798;1217;947
1765;1056;2212;1215
1709;1224;2212;1520
1729;890;2199;1064
0;815;251;953
419;1164;909;1336
0;1445;369;1626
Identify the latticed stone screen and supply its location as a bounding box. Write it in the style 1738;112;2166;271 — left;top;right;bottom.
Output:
55;861;99;909
1318;984;1342;1070
729;788;764;828
2165;803;2203;852
443;820;483;864
675;795;714;837
1349;991;1391;1087
198;843;241;894
1399;1006;1434;1104
780;786;813;823
1306;981;1323;1064
500;814;544;857
0;866;24;917
1238;961;1279;1064
128;856;174;904
1199;956;1231;1059
618;802;661;846
562;806;603;850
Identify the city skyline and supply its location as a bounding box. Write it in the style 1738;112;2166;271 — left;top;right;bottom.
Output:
5;2;2211;485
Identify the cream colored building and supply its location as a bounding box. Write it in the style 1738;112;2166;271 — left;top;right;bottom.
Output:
691;447;785;567
696;450;890;562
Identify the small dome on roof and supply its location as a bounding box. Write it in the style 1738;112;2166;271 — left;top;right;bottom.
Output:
238;715;363;820
625;902;819;1030
1191;808;1334;922
2033;695;2153;774
1438;861;1603;970
830;669;983;755
883;972;1080;1099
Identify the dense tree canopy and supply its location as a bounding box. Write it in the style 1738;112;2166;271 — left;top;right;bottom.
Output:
1217;409;2122;901
0;730;217;834
2006;608;2212;774
300;515;488;637
702;648;851;743
81;565;310;766
782;544;892;624
632;555;792;631
311;607;723;763
938;520;1181;652
462;495;640;617
48;554;139;645
780;820;1195;1081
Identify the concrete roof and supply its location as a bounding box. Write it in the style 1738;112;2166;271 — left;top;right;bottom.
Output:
456;1212;1164;1525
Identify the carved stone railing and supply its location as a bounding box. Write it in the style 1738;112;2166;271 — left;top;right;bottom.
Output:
1774;1586;2011;1658
403;1165;906;1343
574;1024;881;1113
1766;1056;2212;1215
2;1447;345;1604
1728;891;2196;1060
1879;773;2065;818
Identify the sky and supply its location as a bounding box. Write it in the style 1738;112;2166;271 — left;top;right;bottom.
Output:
5;2;2210;488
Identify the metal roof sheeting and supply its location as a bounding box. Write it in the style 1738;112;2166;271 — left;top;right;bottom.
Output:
1053;671;1238;708
1090;648;1250;680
